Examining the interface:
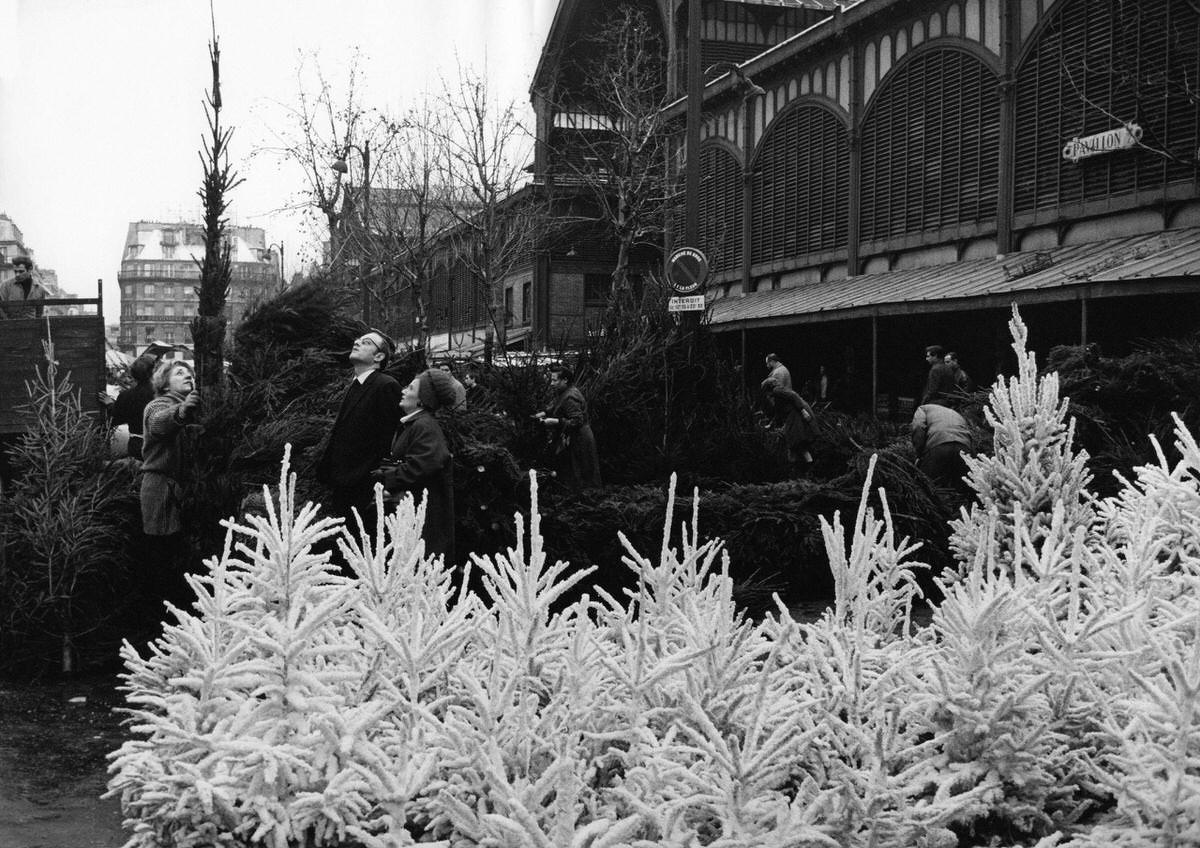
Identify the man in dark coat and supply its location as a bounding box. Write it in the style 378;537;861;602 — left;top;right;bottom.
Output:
317;329;402;530
921;344;958;405
0;255;49;319
100;353;158;460
373;368;457;562
535;366;601;491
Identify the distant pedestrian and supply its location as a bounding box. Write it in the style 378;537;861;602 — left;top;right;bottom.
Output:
436;360;468;408
461;365;490;410
534;366;601;490
0;255;48;319
921;344;958;406
764;353;792;391
372;368;457;562
316;329;403;531
140;361;201;536
762;377;817;476
944;351;974;393
911;401;972;490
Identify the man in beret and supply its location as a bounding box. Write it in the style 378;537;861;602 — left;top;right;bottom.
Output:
317;329;403;532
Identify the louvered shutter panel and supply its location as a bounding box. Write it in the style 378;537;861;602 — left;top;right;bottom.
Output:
1014;0;1199;216
699;145;743;273
750;103;850;266
860;48;1000;242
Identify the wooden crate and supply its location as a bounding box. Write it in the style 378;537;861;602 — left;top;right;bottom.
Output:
0;316;105;435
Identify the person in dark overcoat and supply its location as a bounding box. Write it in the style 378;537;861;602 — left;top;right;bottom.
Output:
372;368;456;562
762;376;818;475
534;365;601;490
100;353;157;460
316;329;402;530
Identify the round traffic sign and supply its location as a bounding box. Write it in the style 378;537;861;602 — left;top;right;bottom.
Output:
666;246;709;294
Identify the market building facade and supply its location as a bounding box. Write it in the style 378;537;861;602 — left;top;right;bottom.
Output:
679;0;1200;412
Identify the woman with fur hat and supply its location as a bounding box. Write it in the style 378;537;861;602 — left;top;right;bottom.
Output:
371;368;456;562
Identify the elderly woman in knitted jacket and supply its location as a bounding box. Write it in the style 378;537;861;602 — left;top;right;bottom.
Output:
371;368;457;563
141;360;201;537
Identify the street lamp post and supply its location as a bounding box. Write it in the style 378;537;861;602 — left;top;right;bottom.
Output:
332;141;372;323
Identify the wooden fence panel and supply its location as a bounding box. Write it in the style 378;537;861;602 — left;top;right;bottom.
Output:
0;316;106;435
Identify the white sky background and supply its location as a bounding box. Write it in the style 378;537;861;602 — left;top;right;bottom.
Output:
0;0;558;323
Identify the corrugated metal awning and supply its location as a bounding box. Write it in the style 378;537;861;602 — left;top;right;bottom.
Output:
707;228;1200;331
725;0;840;7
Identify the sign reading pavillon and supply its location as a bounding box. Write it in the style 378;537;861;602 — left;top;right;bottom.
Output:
1062;123;1143;163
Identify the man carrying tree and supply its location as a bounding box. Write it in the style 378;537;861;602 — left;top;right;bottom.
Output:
317;329;402;530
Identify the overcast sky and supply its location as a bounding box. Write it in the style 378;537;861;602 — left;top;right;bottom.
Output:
0;0;557;322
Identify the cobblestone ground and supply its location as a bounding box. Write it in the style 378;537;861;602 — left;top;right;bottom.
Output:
0;675;127;848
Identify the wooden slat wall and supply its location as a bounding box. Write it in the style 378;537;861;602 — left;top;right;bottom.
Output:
860;48;999;241
0;316;106;435
1014;0;1200;216
699;144;744;273
751;103;850;264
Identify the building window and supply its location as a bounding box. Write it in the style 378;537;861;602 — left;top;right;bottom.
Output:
163;285;174;297
123;284;133;297
164;305;174;317
161;229;177;246
584;273;609;305
144;283;156;296
144;326;156;342
504;286;515;327
162;245;176;259
522;281;531;324
164;329;175;343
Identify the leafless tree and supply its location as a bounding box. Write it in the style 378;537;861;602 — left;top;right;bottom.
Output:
348;104;462;350
545;6;678;302
432;65;542;359
263;52;401;313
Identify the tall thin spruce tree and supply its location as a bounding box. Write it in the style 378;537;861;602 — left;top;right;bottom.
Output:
190;21;243;390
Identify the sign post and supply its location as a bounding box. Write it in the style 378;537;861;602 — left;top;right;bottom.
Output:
666;246;709;294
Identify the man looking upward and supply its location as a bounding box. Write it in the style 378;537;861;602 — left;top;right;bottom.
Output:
317;329;402;530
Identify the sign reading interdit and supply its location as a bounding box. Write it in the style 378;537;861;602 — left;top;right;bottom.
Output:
1062;123;1142;163
667;295;706;312
666;246;709;294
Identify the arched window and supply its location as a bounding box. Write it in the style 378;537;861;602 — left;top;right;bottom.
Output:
860;47;1000;242
1014;0;1200;216
751;102;850;265
698;144;743;274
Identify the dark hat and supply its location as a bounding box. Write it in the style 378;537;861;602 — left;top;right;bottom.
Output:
417;368;460;411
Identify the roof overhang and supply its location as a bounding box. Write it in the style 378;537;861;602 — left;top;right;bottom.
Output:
707;229;1200;331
